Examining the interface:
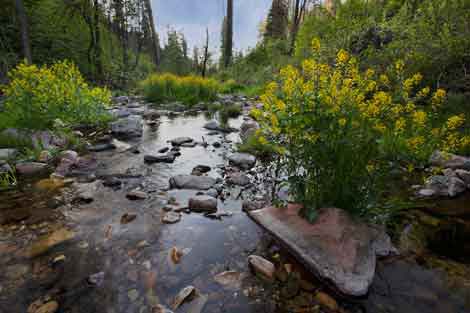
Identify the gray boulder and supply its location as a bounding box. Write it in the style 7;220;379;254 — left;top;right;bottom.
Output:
144;153;177;164
170;137;193;146
0;148;18;160
240;120;259;141
111;115;143;138
227;172;251;186
188;195;218;213
423;175;467;198
169;175;216;190
228;153;256;169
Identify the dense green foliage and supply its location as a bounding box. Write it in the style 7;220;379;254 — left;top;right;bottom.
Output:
295;0;470;93
0;0;157;87
0;61;111;130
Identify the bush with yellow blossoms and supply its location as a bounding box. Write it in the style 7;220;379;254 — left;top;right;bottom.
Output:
1;60;111;130
140;73;221;106
251;39;469;220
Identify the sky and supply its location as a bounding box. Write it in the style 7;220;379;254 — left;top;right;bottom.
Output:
152;0;272;57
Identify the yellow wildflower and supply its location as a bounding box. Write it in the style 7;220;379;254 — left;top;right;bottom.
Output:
446;114;465;130
311;37;321;52
412;110;427;127
336;49;349;64
395;118;406;133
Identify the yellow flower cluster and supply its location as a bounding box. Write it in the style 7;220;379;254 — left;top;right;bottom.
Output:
140;73;220;104
253;41;469;172
2;61;110;128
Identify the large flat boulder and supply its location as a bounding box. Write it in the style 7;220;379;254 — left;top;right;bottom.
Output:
247;205;395;297
169;175;216;190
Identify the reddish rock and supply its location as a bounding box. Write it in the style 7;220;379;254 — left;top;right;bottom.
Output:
247;205;396;297
16;162;49;176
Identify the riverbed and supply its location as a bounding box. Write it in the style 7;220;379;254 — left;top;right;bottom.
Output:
0;101;469;313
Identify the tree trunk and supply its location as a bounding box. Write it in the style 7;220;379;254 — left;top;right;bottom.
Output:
289;0;307;54
143;0;160;65
14;0;32;64
224;0;233;68
93;0;103;80
202;28;209;78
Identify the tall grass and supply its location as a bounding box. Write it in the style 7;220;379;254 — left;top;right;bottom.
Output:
140;73;221;106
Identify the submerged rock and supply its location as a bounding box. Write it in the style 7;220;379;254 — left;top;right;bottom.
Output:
171;286;196;310
188;195;218;213
27;228;75;258
120;213;137;224
248;205;396;296
162;212;182;224
363;259;468;313
74;181;101;203
228;153;256;170
214;271;245;290
144;153;178;164
204;120;235;133
191;165;211;176
169;175;216;190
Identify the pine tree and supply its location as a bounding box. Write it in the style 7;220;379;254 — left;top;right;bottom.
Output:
265;0;289;40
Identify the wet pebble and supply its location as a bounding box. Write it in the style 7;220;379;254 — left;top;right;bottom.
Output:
248;255;276;281
314;291;338;311
126;190;148;200
171;286;196;310
128;289;140;302
162;212;181;224
27;300;59;313
88;271;105;286
121;213;137;224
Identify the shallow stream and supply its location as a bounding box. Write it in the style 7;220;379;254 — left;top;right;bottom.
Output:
0;109;469;313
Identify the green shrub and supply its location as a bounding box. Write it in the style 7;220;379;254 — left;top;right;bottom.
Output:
0;60;111;130
220;79;244;94
0;168;17;191
253;42;469;221
140;73;221;105
219;104;242;127
238;134;278;159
